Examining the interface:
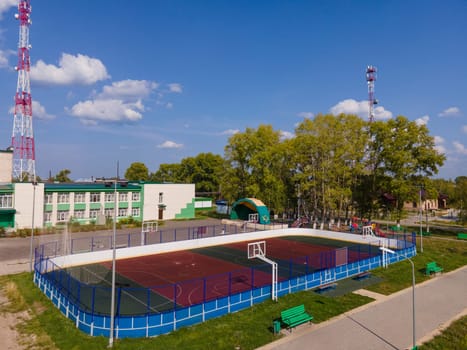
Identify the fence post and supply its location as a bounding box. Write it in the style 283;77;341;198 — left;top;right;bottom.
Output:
251;267;254;289
203;278;207;304
147;287;151;315
116;287;122;317
91;286;96;318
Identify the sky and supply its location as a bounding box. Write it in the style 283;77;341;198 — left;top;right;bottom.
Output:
0;0;466;181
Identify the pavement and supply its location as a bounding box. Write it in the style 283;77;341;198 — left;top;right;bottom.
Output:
258;265;467;350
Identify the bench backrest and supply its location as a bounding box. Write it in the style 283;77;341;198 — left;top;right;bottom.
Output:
281;304;306;319
426;262;438;269
458;233;467;239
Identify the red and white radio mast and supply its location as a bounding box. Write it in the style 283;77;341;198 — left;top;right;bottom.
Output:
11;0;35;181
366;65;378;123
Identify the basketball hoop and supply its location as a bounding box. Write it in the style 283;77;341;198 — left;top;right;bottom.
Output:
247;240;277;301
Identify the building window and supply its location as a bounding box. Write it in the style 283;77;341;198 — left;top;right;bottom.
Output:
44;212;52;222
57;211;69;222
90;192;100;202
73;210;85;219
57;193;70;204
119;192;128;202
104;208;114;218
159;192;163;203
132;192;140;201
0;194;13;208
105;193;115;202
74;193;85;203
44;193;53;204
89;209;100;218
131;208;140;217
118;208;127;217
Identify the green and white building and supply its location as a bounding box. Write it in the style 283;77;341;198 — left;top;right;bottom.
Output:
0;181;196;230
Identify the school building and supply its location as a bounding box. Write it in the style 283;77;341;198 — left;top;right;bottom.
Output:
0;181;198;230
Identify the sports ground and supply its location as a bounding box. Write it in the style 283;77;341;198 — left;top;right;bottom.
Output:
53;234;380;316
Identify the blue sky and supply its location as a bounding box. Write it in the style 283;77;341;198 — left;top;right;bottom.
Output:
0;0;466;180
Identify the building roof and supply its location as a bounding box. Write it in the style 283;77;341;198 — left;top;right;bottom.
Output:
44;182;141;192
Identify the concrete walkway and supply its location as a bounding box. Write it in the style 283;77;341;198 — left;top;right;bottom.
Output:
258;266;467;350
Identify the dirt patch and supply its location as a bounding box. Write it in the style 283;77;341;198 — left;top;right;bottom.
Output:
0;281;57;350
0;290;28;350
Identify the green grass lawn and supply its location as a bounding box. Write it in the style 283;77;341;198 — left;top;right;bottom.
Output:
1;234;466;350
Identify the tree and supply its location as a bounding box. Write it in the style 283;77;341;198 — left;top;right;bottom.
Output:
366;116;445;222
221;125;289;211
54;169;72;183
293;114;367;224
179;153;224;194
124;162;149;181
150;163;183;183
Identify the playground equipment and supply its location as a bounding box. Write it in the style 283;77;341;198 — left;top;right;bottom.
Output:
291;216;309;228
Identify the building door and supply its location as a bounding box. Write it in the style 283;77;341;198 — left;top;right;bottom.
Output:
158;208;164;220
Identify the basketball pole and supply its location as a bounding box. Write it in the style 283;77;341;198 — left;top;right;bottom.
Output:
109;177;117;348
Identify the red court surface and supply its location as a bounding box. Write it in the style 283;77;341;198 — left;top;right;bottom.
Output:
102;250;272;306
227;237;335;259
99;235;372;307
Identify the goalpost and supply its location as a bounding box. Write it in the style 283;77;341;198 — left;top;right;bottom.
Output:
141;220;158;246
362;225;375;238
247;241;278;301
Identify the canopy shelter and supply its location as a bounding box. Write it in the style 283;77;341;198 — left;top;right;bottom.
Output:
230;198;270;224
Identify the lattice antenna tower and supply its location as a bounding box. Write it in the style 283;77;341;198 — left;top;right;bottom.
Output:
366;65;378;123
12;0;35;182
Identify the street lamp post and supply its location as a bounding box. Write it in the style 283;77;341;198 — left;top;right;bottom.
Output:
380;247;417;350
29;179;37;272
108;179;117;348
98;175;128;348
419;186;423;253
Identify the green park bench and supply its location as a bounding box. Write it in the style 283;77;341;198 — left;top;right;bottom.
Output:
425;261;443;276
279;304;313;331
457;233;467;240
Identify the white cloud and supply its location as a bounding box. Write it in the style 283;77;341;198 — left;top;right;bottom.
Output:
280;130;295;140
168;83;183;93
8;99;55;120
415;115;429;126
0;49;10;68
221;129;239;135
31;53;110;85
32;100;55;120
98;80;158;99
438;107;461;117
452;141;467;155
434;135;446;155
0;0;16;20
68;99;143;123
68;79;160;124
157;140;183;149
298;112;314;119
329;99;392;120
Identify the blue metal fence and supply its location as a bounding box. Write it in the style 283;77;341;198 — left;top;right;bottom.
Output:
34;231;416;338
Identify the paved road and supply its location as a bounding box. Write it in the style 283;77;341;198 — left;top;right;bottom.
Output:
258;266;467;350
